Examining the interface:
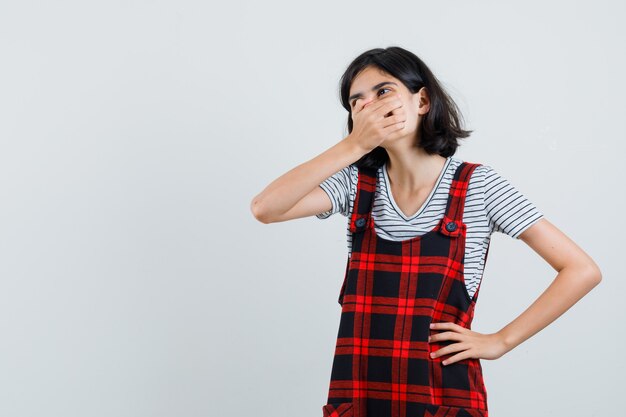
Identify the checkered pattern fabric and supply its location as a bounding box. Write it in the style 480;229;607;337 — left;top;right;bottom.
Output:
323;161;490;417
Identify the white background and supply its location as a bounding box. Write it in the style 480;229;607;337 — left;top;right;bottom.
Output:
0;1;623;416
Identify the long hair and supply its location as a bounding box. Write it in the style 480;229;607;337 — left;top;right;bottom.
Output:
339;46;472;169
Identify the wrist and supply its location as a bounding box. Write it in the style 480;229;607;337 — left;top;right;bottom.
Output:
496;329;517;354
343;134;369;158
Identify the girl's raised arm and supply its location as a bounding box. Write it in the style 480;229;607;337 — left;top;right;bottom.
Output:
250;92;406;223
250;136;365;223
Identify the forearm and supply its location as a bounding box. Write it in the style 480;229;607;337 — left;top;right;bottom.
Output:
496;262;601;353
252;136;365;219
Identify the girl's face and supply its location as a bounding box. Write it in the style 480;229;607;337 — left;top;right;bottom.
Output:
348;66;429;146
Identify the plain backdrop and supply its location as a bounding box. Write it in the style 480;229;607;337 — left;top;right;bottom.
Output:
0;1;624;416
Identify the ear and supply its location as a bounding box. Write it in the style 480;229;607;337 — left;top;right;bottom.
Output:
414;86;430;114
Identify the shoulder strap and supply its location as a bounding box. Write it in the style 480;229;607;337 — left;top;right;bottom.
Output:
350;161;482;236
438;161;482;237
349;165;378;233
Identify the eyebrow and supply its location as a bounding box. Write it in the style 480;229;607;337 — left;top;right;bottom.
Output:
348;81;398;102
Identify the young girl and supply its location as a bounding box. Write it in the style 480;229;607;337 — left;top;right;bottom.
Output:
250;46;602;417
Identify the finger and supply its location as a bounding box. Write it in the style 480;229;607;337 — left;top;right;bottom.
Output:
367;94;402;116
429;331;465;344
431;342;470;360
381;121;405;138
379;97;403;118
441;349;474;366
431;322;467;333
386;107;405;119
354;96;375;114
380;113;405;129
354;100;368;114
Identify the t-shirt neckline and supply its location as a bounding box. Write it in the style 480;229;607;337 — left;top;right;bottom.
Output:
382;156;452;221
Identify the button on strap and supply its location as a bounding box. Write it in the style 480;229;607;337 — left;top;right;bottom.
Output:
439;215;464;237
351;215;370;232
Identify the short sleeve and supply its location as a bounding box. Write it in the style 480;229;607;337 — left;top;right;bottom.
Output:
315;165;354;219
482;165;544;239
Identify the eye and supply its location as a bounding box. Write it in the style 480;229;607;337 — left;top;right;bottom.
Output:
351;88;394;108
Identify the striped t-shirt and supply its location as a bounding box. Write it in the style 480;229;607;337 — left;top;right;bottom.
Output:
316;156;544;300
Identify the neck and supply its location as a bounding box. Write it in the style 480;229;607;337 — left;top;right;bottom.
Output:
384;142;447;191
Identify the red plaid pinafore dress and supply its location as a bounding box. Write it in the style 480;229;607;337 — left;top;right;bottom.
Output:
322;161;490;417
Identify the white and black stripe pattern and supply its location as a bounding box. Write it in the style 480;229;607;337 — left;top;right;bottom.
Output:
316;156;544;300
